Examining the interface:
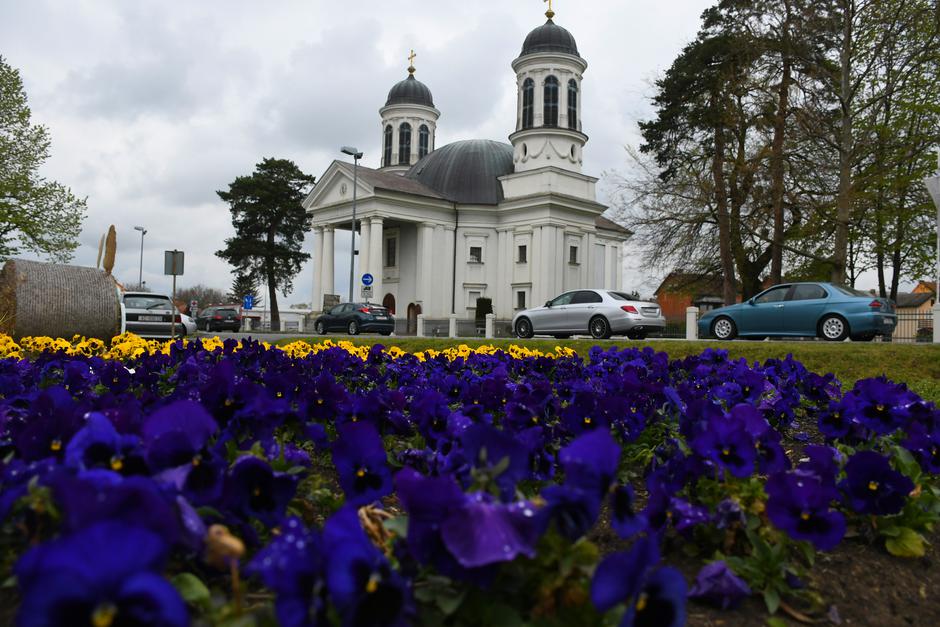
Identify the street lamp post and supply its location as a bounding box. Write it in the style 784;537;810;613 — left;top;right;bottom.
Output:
133;226;147;288
341;146;363;303
923;151;940;343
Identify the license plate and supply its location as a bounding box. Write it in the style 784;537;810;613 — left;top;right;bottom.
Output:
139;315;163;322
375;315;387;320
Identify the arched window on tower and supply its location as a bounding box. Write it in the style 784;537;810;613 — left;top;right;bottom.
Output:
521;78;534;129
544;76;559;127
383;125;393;167
567;79;578;130
398;123;412;165
418;125;430;159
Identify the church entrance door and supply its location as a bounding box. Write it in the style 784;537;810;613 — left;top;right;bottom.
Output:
383;294;396;315
407;303;422;334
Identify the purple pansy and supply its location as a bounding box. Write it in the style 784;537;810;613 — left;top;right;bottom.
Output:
765;470;845;550
331;422;393;507
688;561;751;609
839;451;914;516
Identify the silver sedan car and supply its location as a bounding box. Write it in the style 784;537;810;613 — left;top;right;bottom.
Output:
512;289;666;340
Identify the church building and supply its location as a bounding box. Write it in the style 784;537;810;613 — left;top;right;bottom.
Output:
304;5;630;333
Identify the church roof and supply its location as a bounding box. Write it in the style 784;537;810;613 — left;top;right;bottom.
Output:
520;18;580;58
335;161;445;200
385;74;435;108
595;215;632;235
406;140;514;205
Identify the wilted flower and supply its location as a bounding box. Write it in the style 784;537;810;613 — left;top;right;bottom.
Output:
688;561;751;609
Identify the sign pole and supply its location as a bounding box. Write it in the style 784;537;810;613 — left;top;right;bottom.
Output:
171;273;177;341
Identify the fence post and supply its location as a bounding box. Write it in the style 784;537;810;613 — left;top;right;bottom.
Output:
485;314;495;339
449;314;458;339
686;307;699;340
416;314;425;338
933;303;940;344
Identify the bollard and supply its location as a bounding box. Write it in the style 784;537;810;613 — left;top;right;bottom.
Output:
686;307;699;340
933;303;940;344
449;314;458;338
485;313;495;339
417;314;425;338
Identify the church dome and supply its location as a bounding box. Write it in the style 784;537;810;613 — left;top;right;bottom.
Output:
385;74;435;108
520;18;580;57
406;140;514;205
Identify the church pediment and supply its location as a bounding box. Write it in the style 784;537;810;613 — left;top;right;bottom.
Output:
304;161;376;212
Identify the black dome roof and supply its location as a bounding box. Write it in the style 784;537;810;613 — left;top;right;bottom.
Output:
385;74;435;108
406;140;514;205
521;19;580;57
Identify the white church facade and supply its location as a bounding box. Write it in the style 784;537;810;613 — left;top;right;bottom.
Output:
304;6;630;333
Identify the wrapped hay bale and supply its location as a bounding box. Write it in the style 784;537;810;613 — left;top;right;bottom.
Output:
0;259;122;340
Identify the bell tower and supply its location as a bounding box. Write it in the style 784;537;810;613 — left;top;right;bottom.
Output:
379;51;441;175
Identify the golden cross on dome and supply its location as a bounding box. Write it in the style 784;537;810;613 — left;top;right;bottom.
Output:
544;0;555;19
408;49;417;74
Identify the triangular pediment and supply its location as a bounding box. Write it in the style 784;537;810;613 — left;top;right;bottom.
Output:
304;161;375;211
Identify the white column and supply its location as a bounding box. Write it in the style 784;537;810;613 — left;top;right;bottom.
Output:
449;314;458;338
416;222;433;313
360;220;371;285
496;229;509;318
531;226;543;306
321;226;334;298
368;218;384;305
443;226;455;315
485;313;495;339
540;225;556;304
616;243;624;291
417;314;425;338
311;226;323;311
433;224;445;317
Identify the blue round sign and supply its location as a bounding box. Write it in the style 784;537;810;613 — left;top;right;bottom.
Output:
361;273;374;286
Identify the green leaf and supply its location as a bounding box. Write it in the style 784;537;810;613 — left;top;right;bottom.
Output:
383;515;409;539
766;617;788;627
172;573;211;607
763;587;781;614
885;527;926;558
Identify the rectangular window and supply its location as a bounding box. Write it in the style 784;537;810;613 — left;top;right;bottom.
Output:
517;291;526;310
385;238;397;267
569;245;579;264
469;246;482;263
468;291;481;308
517;245;527;263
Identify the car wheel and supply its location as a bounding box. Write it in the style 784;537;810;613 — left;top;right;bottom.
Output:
553;334;571;340
348;320;360;335
851;333;875;342
712;317;737;340
207;322;214;333
589;316;611;340
380;331;392;336
515;317;534;339
819;315;849;341
315;321;326;335
627;330;647;340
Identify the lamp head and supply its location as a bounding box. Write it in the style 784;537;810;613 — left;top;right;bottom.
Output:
341;146;363;159
134;226;147;235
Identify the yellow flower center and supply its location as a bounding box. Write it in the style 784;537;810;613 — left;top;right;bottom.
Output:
253;488;261;497
876;404;885;412
50;439;62;452
583;417;592;425
800;511;811;521
317;399;324;405
224;398;233;407
192;456;201;467
635;592;648;612
91;603;117;627
868;481;879;491
110;456;123;471
356;468;367;478
722;448;731;457
366;573;380;594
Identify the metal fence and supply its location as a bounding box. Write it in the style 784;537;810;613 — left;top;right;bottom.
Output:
888;311;934;343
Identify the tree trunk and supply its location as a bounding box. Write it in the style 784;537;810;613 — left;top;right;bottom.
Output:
769;0;793;284
712;112;737;306
267;264;279;329
831;1;854;285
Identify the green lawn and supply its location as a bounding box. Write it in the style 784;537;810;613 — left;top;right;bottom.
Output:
276;336;940;403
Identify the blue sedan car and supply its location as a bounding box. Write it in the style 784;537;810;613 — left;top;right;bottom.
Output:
697;283;896;341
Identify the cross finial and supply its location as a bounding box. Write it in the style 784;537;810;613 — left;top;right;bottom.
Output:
544;0;555;19
408;49;417;74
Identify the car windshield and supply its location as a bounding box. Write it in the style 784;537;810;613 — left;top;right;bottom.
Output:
125;295;172;310
831;284;871;297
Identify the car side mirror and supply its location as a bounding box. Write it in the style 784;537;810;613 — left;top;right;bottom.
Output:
748;298;756;306
545;301;552;308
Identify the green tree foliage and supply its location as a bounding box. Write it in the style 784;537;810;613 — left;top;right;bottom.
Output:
228;272;262;309
216;158;314;326
0;56;86;262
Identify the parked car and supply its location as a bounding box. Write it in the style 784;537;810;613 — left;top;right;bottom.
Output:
512;289;666;340
314;303;394;336
123;292;187;338
180;313;197;336
697;282;897;341
195;306;242;332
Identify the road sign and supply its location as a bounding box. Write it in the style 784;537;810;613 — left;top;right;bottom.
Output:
361;285;373;299
163;250;184;276
190;300;198;314
361;273;374;286
243;294;254;310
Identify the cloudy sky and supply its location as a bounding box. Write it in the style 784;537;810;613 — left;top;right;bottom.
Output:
2;0;716;305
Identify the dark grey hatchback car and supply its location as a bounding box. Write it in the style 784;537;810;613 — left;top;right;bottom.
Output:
313;303;394;336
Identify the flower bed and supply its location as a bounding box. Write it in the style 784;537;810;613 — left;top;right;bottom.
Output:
0;333;937;626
